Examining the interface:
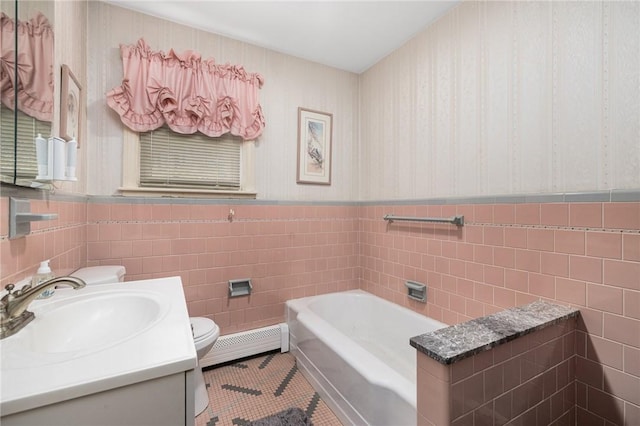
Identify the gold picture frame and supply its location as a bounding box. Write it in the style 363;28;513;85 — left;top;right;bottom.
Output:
297;107;332;185
60;64;82;144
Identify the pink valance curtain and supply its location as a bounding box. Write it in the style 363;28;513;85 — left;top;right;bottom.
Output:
106;38;265;141
0;12;54;122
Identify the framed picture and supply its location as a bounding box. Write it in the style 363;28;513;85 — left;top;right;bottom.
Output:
60;64;82;144
297;107;333;185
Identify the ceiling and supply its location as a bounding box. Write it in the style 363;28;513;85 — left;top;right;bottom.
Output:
103;1;460;74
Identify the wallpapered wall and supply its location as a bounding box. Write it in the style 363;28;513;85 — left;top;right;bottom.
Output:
359;1;640;200
86;2;360;200
54;0;87;195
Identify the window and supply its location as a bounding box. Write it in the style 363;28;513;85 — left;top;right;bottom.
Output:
1;105;52;185
109;40;263;198
120;127;256;198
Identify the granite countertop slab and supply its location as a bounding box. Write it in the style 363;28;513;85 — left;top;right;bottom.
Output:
410;300;579;365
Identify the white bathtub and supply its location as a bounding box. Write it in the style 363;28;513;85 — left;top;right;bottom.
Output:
286;290;446;426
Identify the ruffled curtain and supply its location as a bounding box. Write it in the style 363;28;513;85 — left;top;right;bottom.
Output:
0;12;54;122
106;38;265;141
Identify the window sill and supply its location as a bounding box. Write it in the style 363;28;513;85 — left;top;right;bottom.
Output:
118;186;257;199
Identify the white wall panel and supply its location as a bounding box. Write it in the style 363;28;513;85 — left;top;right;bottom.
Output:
455;2;481;197
413;30;433;198
553;1;602;192
360;0;640;200
484;2;512;196
433;16;455;197
515;1;551;194
396;44;416;198
610;2;640;190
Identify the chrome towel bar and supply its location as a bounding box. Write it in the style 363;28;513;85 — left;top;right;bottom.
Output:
383;214;464;226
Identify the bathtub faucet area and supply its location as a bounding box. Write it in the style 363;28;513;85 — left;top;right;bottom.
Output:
0;276;86;339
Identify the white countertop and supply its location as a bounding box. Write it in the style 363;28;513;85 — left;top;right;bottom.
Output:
0;276;197;416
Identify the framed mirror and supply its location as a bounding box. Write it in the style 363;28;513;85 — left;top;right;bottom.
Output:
1;0;54;187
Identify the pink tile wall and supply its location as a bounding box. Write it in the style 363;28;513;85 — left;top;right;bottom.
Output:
417;319;577;426
1;197;87;288
87;202;360;334
5;195;638;423
361;201;640;425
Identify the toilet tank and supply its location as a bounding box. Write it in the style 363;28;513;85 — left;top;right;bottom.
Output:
71;266;126;285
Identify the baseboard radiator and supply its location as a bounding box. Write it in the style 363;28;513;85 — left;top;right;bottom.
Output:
200;323;289;368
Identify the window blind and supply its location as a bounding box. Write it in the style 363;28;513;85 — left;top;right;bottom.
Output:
139;127;241;190
1;105;51;180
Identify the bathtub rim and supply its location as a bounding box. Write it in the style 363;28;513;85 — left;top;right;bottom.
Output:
286;289;446;330
286;289;447;425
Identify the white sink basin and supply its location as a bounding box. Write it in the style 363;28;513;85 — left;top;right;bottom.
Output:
1;277;197;417
20;291;168;353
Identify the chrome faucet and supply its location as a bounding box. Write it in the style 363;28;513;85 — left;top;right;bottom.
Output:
0;276;86;339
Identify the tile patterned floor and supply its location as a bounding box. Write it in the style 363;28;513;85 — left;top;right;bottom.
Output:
195;351;343;426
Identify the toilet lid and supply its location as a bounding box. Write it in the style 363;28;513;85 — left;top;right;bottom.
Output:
72;265;126;285
190;317;219;343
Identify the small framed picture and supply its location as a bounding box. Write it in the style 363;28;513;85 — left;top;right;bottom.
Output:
297;107;332;185
60;64;82;144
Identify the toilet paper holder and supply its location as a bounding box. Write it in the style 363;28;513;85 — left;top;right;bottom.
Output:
229;278;252;297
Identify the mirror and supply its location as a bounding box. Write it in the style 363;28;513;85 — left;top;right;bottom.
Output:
1;0;54;187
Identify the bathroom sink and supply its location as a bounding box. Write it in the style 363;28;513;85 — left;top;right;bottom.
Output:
1;277;196;418
18;290;169;354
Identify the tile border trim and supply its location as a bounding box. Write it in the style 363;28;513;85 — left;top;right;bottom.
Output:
2;184;639;205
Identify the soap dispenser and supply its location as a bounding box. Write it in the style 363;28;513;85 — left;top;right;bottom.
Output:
33;260;55;299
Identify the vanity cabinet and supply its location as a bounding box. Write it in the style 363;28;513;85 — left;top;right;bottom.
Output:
1;370;195;426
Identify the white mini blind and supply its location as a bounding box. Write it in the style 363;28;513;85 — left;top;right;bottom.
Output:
1;105;51;181
139;127;241;190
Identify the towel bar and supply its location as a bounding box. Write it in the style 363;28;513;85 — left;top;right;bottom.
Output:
383;214;464;226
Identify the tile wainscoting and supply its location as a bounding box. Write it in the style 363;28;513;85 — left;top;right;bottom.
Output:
84;200;360;335
359;198;639;425
2;189;638;423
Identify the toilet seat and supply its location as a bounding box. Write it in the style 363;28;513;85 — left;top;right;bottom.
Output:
191;317;219;347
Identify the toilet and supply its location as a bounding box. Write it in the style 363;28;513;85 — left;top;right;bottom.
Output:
71;266;220;416
190;317;220;415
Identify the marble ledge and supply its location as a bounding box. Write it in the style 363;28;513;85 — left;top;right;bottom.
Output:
410;300;579;365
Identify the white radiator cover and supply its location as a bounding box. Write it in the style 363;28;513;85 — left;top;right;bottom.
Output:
199;323;289;368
